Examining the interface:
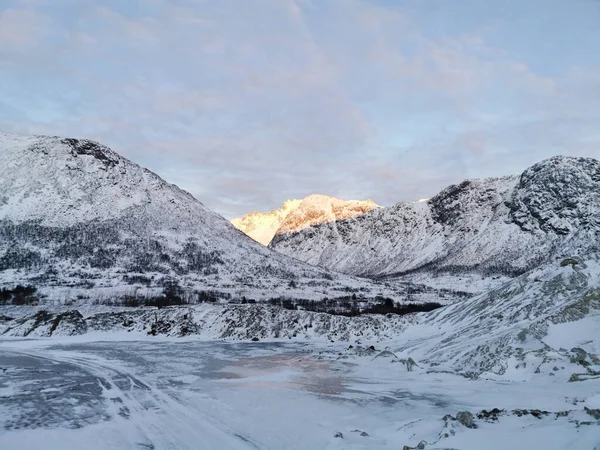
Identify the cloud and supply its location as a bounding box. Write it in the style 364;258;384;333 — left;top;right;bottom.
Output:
0;8;47;47
0;0;599;218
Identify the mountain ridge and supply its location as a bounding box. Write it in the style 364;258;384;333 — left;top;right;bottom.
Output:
270;156;600;292
232;194;380;246
0;131;408;304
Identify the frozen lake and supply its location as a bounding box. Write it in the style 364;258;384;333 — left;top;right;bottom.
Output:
1;339;598;449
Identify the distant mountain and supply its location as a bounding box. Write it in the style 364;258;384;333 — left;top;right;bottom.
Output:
0;131;403;304
232;195;379;246
270;156;600;290
231;199;303;246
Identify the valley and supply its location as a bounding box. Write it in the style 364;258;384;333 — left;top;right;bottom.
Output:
0;132;599;449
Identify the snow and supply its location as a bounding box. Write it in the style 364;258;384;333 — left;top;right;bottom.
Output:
232;199;303;246
1;133;599;449
1;339;598;450
545;314;600;355
231;195;379;246
2;254;600;378
270;156;600;296
0;131;414;304
0;234;599;450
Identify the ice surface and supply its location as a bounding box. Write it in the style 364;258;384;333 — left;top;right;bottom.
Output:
1;339;598;450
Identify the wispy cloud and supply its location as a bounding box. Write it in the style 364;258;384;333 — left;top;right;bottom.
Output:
1;0;599;218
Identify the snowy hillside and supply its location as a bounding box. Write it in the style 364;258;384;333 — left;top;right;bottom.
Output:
0;131;406;304
232;194;379;246
2;253;599;381
270;156;600;290
395;253;600;379
2;254;598;450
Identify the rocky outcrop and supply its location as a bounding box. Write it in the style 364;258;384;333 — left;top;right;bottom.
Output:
0;303;415;341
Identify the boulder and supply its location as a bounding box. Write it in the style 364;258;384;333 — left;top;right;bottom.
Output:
456;411;476;429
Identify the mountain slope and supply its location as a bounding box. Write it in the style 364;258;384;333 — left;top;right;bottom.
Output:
231;199;302;246
232;195;379;246
270;157;600;288
0;131;401;303
393;253;600;379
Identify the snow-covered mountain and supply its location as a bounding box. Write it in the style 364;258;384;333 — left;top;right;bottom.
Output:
270;156;600;289
0;131;405;303
231;199;302;246
231;195;379;246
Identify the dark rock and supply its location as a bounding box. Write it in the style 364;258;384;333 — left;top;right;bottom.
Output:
560;258;579;267
512;409;549;419
147;320;172;336
351;429;369;437
570;348;591;367
477;408;504;422
62;138;120;168
404;357;418;372
584;407;600;420
529;409;549;419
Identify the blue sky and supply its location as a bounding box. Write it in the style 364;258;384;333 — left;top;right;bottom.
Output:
1;0;599;218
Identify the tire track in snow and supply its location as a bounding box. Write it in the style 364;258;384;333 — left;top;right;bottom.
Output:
3;347;263;450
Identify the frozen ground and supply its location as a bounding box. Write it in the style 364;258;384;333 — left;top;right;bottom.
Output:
1;338;599;450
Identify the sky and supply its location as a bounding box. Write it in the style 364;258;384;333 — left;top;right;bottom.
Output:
1;0;599;219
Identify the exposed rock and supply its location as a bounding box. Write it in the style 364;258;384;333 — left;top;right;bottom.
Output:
402;441;427;450
2;309;88;337
373;350;397;359
584;407;600;420
561;257;580;267
570;347;594;367
456;411;476;428
512;409;549;419
394;357;419;372
1;304;416;341
477;408;504;422
350;429;369;437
